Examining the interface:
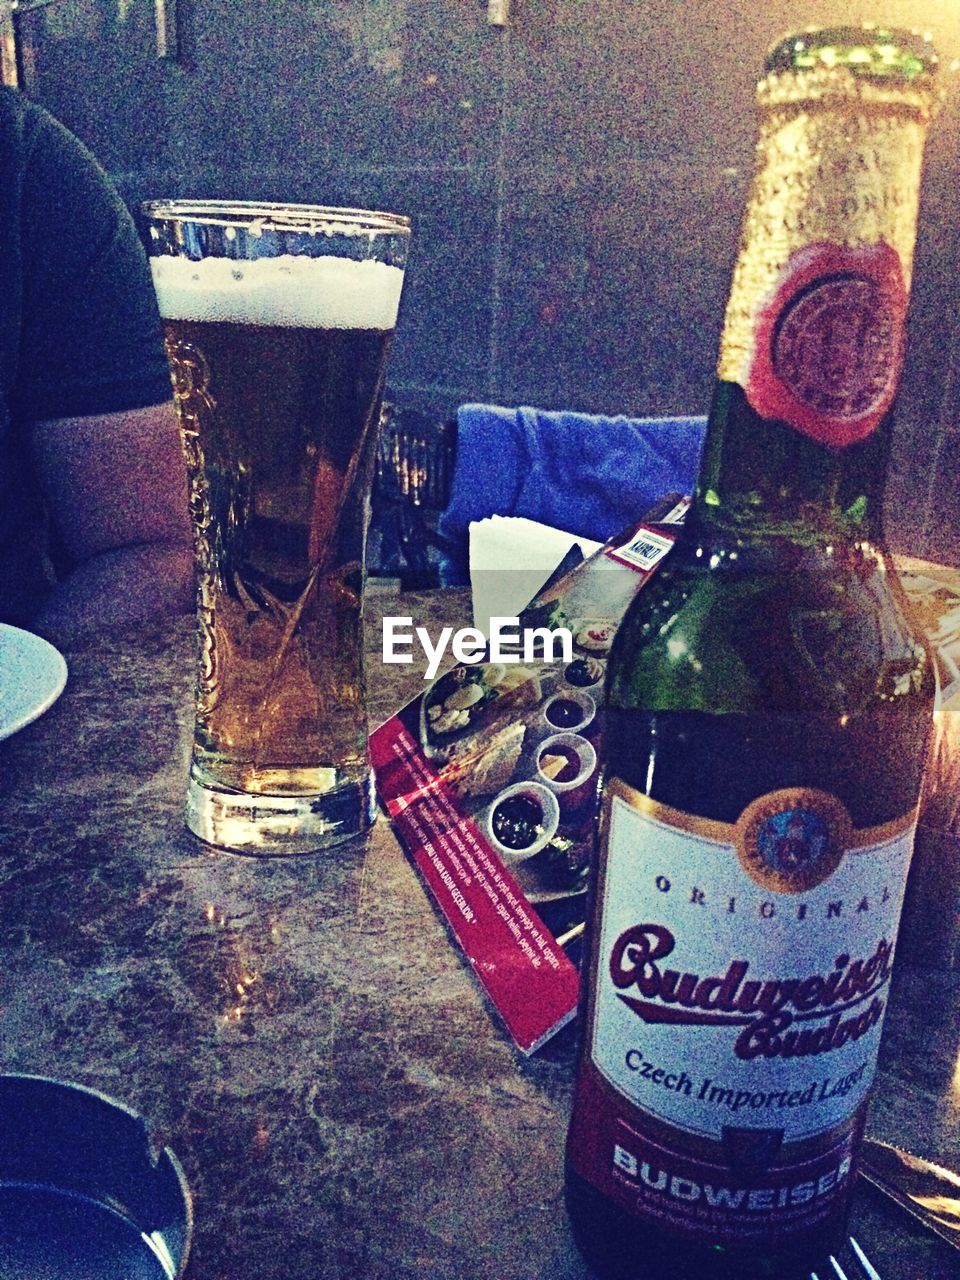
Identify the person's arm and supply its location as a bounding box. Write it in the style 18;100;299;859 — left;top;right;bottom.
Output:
29;401;194;633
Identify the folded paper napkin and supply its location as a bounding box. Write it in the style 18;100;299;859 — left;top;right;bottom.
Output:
437;404;707;583
469;515;602;635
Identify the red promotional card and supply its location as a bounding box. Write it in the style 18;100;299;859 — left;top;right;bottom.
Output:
371;714;580;1053
371;508;685;1053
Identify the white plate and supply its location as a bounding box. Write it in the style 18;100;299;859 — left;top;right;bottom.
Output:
0;625;68;742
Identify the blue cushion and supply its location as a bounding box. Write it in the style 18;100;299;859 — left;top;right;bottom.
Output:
436;404;706;581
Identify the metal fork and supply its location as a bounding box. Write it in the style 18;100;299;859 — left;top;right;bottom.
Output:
810;1236;882;1280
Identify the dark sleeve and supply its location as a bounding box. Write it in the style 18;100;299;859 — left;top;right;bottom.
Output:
13;107;173;422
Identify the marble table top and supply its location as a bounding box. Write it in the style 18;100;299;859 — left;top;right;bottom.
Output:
0;592;957;1279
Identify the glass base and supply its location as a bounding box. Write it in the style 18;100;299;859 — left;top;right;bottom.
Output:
185;766;376;855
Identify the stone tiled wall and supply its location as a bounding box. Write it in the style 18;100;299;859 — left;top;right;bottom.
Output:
18;0;960;563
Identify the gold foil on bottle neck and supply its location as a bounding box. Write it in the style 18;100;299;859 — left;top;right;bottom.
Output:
717;65;934;389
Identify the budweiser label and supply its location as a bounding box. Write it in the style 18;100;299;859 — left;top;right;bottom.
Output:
591;780;914;1145
575;779;916;1241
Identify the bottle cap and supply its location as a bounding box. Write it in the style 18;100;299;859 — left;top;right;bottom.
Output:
760;25;941;120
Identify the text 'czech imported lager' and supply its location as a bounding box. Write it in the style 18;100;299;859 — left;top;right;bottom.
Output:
565;27;940;1280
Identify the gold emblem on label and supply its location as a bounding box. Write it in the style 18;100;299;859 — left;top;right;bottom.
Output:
734;788;852;894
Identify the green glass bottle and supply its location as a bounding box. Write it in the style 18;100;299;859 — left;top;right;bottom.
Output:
565;26;940;1280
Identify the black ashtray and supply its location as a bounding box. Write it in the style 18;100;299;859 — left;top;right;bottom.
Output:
0;1074;192;1279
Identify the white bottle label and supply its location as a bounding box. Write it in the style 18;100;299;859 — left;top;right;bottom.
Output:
590;780;915;1144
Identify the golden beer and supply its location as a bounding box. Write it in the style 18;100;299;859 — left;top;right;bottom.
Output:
144;205;410;852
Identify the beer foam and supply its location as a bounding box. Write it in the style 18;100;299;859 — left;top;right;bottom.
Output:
150;254;404;329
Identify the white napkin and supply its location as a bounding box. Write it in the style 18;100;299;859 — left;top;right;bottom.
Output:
468;516;601;637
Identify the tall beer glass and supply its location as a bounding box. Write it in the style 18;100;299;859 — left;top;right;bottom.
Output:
142;202;410;854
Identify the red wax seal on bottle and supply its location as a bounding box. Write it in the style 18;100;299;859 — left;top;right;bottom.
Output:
745;241;907;449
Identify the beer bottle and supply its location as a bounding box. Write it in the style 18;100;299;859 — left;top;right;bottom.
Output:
565;26;940;1280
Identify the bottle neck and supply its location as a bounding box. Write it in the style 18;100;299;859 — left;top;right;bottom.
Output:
690;380;891;550
688;50;935;555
